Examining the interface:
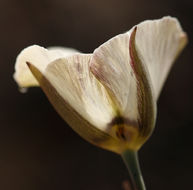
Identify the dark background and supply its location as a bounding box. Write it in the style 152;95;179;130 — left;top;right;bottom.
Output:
0;0;193;190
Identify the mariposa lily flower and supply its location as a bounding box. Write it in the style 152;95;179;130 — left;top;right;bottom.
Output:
14;16;187;190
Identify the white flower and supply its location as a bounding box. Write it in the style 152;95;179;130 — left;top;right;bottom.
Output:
14;16;187;154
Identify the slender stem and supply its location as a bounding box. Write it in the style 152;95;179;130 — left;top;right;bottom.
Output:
121;150;146;190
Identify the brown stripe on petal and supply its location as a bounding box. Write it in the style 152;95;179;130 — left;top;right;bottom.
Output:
129;27;138;72
129;27;156;142
26;61;111;144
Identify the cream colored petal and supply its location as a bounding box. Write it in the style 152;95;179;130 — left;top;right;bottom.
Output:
43;54;116;131
13;45;79;88
134;16;187;99
90;29;156;149
91;32;139;121
26;54;131;154
90;17;187;149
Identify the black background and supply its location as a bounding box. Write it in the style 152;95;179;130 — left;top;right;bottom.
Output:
0;0;193;190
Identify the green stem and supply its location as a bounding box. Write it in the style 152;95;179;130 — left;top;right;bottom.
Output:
121;150;146;190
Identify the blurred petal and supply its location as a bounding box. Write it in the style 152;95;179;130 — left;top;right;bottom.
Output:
13;45;79;88
134;16;187;99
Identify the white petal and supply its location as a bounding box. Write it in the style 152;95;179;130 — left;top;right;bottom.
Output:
134;16;187;99
91;32;140;122
90;28;156;148
13;45;79;88
43;54;116;131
